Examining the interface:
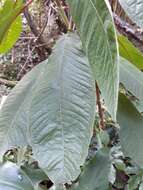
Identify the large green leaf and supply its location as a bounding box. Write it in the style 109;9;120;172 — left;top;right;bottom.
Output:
66;0;119;120
119;0;143;28
118;35;143;70
70;148;110;190
120;57;143;100
0;162;34;190
117;94;143;166
0;33;96;184
31;33;96;184
0;0;23;53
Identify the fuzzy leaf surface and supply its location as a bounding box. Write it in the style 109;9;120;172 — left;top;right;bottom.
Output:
118;94;143;166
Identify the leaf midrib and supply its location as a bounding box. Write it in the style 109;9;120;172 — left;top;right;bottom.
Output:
57;37;66;179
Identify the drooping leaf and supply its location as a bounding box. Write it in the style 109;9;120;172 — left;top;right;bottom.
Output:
70;148;110;190
0;0;23;53
0;162;34;190
117;94;143;166
118;35;143;70
119;0;143;28
0;33;96;184
120;57;143;100
66;0;119;120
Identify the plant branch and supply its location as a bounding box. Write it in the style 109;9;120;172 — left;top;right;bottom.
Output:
54;0;69;29
24;8;52;58
95;82;105;130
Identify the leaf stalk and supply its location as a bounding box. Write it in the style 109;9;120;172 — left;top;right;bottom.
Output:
96;82;105;130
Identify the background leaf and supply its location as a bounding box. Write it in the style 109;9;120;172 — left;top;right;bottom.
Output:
70;148;110;190
0;162;34;190
0;15;22;54
0;0;23;53
117;94;143;167
118;35;143;70
119;0;143;28
66;0;119;120
120;57;143;100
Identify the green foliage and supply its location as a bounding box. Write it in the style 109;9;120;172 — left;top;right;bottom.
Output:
0;162;34;190
118;35;143;70
66;0;119;120
0;0;23;54
120;57;143;100
70;148;110;190
118;94;143;167
1;0;143;189
0;16;22;54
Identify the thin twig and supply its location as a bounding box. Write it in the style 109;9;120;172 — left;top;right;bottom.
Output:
95;82;105;130
19;0;33;14
0;78;17;87
37;14;49;41
15;0;33;17
24;8;51;57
